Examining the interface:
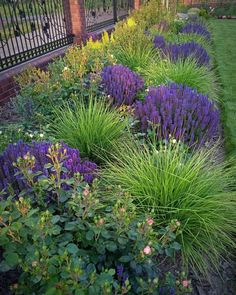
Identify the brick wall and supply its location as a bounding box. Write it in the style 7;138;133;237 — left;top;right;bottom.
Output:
0;47;68;105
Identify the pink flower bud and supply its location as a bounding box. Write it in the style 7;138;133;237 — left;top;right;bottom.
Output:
176;221;181;227
83;188;89;197
182;280;189;288
143;246;152;255
119;207;126;213
146;218;154;226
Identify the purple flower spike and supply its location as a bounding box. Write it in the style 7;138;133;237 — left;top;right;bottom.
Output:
101;64;144;106
134;83;219;146
153;35;166;50
180;22;211;41
162;41;210;66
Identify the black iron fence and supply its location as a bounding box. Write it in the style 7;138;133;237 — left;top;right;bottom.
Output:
84;0;134;32
0;0;73;72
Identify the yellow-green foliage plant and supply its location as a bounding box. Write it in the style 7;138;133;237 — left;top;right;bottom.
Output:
131;0;174;29
102;139;236;275
111;17;157;72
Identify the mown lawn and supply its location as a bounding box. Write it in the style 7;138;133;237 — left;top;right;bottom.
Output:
211;19;236;156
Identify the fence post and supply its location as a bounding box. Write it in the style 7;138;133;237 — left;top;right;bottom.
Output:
134;0;142;9
65;0;87;44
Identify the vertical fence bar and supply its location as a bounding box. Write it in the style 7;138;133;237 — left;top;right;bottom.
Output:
113;0;118;22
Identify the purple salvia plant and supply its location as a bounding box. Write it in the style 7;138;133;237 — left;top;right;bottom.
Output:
134;83;219;146
153;35;166;51
101;64;144;106
153;35;210;66
0;141;97;199
180;22;211;41
162;41;210;66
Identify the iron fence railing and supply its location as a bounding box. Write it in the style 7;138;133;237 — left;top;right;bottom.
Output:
84;0;134;32
0;0;73;72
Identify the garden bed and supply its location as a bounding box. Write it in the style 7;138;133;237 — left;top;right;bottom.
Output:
0;1;236;294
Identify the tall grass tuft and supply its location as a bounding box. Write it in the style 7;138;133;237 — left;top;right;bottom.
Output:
51;98;128;162
102;139;236;275
143;59;219;101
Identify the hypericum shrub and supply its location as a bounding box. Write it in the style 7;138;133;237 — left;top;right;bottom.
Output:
101;64;144;106
0;141;97;198
103;140;236;275
134;83;219;146
52;98;128;162
180;22;211;41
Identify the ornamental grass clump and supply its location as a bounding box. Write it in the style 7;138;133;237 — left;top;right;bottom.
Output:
0;141;97;198
134;83;219;146
52;98;128;162
180;22;211;41
101;64;144;106
103;140;236;275
144;59;219;101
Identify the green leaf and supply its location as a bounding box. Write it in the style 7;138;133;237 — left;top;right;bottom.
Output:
108;268;116;276
52;225;61;235
165;247;175;257
51;215;60;224
101;230;111;239
118;237;128;245
119;255;131;263
4;252;19;267
44;163;52;169
86;230;94;241
66;243;79;254
96;244;105;255
65;221;77;231
45;287;63;295
106;241;117;252
171;241;181;251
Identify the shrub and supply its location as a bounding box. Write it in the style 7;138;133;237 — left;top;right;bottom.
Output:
134;83;219;146
103;140;236;275
13;33;115;127
180;22;211;41
0;142;97;199
51;98;128;162
101;65;144;106
143;59;218;101
0;153;188;294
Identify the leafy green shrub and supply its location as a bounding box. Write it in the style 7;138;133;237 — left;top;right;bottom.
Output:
0;150;189;294
51;98;128;162
102;140;236;274
13;34;114;127
143;59;219;101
